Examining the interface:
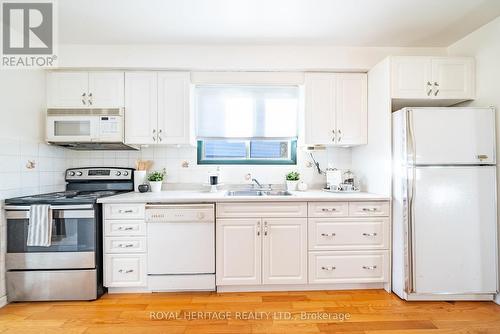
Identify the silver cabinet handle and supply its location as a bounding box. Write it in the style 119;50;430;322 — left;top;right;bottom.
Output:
264;221;268;236
118;226;134;231
332;129;336;142
362;265;377;270
118;209;133;213
158;129;163;142
320;233;336;237
338;129;342;143
427;81;432;96
362;208;378;212
433;82;439;96
152;129;156;142
118;269;134;273
321;208;337;212
362;232;377;237
118;243;134;248
81;93;87;105
321;266;336;271
257;221;261;236
88;92;93;105
477;154;488;161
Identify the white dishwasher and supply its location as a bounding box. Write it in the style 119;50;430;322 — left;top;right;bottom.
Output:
146;204;215;291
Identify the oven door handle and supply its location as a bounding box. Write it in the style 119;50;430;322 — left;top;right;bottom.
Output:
5;208;95;219
4;204;94;210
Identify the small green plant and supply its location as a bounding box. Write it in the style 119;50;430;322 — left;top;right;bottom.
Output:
147;169;167;182
286;171;300;181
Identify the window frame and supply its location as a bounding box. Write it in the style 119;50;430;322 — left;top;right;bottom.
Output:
197;139;297;165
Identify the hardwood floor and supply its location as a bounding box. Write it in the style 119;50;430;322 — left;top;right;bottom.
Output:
0;290;499;333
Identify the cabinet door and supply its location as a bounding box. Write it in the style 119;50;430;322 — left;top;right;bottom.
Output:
124;72;158;144
88;72;124;107
391;57;432;99
431;58;474;99
262;218;307;284
157;72;192;144
216;219;261;286
104;254;147;287
47;72;88;107
335;73;367;146
304;73;336;145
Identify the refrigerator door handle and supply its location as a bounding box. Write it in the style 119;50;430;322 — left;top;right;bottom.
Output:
407;166;416;293
405;109;417;294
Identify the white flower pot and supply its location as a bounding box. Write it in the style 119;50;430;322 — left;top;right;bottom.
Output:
149;181;163;193
286;180;299;191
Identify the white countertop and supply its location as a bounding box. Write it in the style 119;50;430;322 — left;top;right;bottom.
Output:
97;190;390;204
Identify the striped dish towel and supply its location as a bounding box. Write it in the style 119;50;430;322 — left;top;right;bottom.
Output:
27;204;53;247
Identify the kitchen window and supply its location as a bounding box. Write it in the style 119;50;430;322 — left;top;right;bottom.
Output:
196;85;299;165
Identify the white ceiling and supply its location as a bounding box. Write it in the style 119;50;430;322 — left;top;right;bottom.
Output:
58;0;500;47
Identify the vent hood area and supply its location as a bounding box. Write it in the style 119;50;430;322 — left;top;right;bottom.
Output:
49;142;139;151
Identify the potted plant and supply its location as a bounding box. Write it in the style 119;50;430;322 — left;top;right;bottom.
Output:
285;171;300;191
147;169;166;193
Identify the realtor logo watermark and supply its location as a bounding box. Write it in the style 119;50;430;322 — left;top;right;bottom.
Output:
1;0;57;68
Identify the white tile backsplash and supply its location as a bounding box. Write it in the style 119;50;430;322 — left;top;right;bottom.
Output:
0;137;66;201
64;145;352;189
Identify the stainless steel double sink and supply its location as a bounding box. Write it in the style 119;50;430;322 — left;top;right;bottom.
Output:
226;190;293;196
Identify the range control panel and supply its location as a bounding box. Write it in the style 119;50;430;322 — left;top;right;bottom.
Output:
66;168;134;181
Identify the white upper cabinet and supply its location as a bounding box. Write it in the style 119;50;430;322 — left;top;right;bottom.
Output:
304;72;367;146
47;72;89;107
430;58;475;99
124;71;192;145
157;72;192;145
391;57;432;99
47;71;124;108
305;73;336;145
391;56;474;100
336;73;368;146
124;72;158;145
88;72;125;107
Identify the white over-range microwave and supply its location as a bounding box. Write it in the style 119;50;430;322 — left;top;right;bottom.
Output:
46;108;137;150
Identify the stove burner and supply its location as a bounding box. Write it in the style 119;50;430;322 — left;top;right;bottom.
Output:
5;167;133;206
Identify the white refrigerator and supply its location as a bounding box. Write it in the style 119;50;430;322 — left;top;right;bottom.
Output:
392;107;498;301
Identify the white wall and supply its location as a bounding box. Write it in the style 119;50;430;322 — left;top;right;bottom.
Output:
351;59;392;195
0;70;66;305
57;44;446;71
447;16;500;304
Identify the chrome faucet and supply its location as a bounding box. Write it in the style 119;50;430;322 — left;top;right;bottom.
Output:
252;178;263;188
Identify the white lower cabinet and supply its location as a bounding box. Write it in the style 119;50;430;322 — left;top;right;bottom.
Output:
216;219;262;286
216;218;307;286
103;204;147;289
309;251;389;284
216;201;390;291
104;254;147;287
262;218;307;284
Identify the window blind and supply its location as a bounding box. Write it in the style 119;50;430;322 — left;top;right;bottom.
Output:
195;85;299;139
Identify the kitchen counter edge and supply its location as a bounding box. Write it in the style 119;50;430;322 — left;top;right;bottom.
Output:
97;190;391;204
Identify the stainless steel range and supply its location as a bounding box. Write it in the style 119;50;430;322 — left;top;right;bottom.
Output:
4;167;134;301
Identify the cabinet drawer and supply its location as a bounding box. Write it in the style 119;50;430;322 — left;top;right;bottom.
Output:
308;202;348;217
217;202;307;218
348;201;389;217
104;220;146;236
105;204;145;220
104;254;147;287
308;218;389;251
309;251;389;284
104;237;147;253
